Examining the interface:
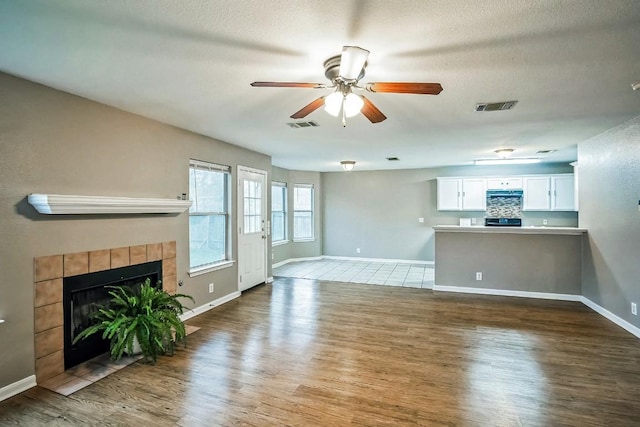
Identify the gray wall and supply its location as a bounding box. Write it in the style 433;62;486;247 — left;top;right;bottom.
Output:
0;73;271;389
579;115;640;329
322;164;577;262
435;232;582;294
271;167;322;265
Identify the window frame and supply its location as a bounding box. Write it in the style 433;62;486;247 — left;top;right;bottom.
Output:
293;183;315;242
271;181;288;245
188;159;233;276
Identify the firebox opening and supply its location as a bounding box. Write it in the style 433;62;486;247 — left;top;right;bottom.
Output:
63;260;163;370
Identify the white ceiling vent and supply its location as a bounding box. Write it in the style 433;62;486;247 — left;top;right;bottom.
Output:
286;121;319;128
475;101;518;112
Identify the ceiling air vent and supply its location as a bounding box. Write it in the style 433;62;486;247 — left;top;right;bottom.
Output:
386;157;400;161
475;101;518;112
286;121;319;128
536;149;557;155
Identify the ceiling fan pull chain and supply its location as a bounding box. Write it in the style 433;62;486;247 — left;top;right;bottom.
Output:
341;100;347;127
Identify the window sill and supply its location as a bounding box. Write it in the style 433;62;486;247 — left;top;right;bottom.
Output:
188;260;235;277
272;240;290;247
293;238;315;243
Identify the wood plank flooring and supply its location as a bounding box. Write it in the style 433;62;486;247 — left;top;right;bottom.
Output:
1;277;639;426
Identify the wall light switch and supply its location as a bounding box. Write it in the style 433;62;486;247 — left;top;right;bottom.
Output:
632;302;637;316
476;272;483;281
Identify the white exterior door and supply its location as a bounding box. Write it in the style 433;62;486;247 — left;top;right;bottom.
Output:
238;167;267;291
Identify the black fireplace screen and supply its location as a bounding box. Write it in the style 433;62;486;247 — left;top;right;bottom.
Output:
63;261;162;369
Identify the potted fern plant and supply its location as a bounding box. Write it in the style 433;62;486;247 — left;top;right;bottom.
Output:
73;278;194;364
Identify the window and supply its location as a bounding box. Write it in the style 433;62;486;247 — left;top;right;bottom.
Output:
271;182;287;243
188;160;231;271
293;184;314;241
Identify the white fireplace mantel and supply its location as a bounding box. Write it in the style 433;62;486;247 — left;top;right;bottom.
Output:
28;193;192;214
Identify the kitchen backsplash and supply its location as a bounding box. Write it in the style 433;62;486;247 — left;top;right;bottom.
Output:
486;195;522;218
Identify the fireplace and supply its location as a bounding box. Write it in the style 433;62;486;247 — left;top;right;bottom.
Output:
63;261;162;369
33;241;177;383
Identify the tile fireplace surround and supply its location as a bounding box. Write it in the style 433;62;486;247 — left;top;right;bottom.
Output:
33;241;177;383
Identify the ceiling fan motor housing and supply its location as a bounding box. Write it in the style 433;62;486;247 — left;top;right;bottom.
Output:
323;55;366;82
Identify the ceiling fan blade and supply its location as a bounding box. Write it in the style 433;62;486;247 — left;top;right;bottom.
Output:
290;97;326;119
360;96;387;123
339;46;369;81
365;82;443;95
251;82;327;89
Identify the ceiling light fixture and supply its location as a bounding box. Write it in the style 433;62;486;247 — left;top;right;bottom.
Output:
340;160;356;172
494;148;514;158
324;92;364;119
474;158;541;166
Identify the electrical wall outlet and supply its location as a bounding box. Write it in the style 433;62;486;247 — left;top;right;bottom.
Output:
418;217;425;223
208;283;214;293
471;218;477;225
476;272;483;281
356;248;361;253
543;219;548;225
632;302;637;316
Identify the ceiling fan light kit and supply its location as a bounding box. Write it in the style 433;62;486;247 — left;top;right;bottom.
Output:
340;160;356;172
251;45;443;125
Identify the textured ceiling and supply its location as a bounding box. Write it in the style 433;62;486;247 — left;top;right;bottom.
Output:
2;0;640;171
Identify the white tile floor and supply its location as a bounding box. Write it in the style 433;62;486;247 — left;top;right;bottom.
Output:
273;259;435;289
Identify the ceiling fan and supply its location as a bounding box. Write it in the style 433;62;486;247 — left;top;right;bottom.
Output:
251;46;443;126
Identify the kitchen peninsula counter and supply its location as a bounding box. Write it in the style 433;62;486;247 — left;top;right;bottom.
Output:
434;225;585;296
433;225;587;236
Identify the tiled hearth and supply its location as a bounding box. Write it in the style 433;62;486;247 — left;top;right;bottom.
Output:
33;241;177;384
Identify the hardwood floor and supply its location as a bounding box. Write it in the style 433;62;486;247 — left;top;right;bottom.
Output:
2;277;640;426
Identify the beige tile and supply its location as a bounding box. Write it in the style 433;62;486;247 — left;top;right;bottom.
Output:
147;243;162;261
35;326;63;359
89;249;111;273
162;257;176;278
34;278;62;307
70;361;118;383
63;252;89;277
111;247;130;268
129;245;147;265
34;302;63;333
34;255;63;282
51;375;93;396
162;274;177;294
38;372;78;391
162;241;176;259
35;350;64;382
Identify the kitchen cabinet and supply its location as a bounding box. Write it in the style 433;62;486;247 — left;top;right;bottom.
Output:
523;174;574;211
486;177;523;190
437;178;486;211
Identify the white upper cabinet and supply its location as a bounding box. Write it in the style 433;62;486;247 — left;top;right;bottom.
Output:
486;177;523;190
461;178;487;210
437;178;486;211
523;176;551;210
551;175;575;211
522;174;575;211
437;178;462;210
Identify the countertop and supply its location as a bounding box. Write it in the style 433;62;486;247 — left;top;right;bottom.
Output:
432;225;587;235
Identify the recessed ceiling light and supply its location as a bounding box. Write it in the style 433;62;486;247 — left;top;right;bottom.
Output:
474;158;541;166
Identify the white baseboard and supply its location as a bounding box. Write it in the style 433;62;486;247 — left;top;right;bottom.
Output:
580;297;640;338
0;375;36;402
265;276;274;284
180;291;241;322
273;256;434;268
322;255;434;265
433;285;582;302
